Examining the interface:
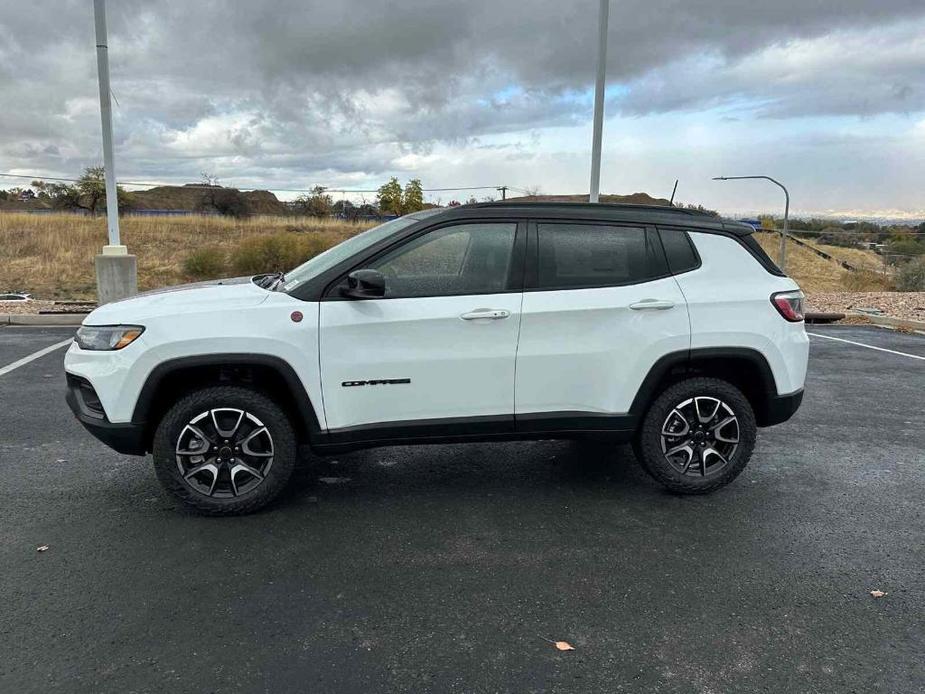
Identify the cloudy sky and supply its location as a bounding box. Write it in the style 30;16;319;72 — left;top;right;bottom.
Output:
1;0;924;217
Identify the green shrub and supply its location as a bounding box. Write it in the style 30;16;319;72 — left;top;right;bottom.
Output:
183;246;227;280
230;233;332;275
884;239;925;266
895;257;925;292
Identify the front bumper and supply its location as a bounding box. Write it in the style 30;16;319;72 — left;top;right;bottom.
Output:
65;375;147;456
762;388;804;427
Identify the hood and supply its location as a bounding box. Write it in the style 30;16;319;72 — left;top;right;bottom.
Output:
117;276;255;300
84;276;271;324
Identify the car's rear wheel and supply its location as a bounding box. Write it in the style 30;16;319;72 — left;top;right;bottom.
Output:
152;386;296;515
635;377;756;494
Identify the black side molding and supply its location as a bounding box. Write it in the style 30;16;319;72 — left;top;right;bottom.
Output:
313;412;637;454
321;414;514;449
515;411;636;434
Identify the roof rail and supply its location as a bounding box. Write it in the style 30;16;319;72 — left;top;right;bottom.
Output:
466;201;712;216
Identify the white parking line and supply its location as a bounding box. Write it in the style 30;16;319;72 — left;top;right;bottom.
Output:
808;332;925;362
0;339;73;377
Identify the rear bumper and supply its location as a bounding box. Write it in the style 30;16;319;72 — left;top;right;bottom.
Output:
761;388;804;427
65;375;147;456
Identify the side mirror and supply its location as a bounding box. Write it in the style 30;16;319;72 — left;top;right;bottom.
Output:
340;269;386;299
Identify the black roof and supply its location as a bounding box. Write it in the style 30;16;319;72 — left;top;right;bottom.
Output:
418;201;755;236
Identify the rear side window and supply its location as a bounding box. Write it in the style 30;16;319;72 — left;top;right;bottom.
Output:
658;229;700;274
535;224;667;290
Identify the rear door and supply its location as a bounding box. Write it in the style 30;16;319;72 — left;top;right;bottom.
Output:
319;220;525;435
514;221;690;427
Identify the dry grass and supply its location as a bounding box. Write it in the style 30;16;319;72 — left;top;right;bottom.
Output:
0;213;903;301
811;242;887;273
754;232;843;292
0;212;373;299
753;231;894;293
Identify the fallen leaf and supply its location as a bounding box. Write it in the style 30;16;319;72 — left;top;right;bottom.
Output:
36;545;49;552
870;590;887;598
555;641;575;651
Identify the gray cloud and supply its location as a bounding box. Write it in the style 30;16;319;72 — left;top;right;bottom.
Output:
1;0;924;193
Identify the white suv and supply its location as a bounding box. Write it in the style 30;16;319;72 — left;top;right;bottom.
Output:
65;203;808;514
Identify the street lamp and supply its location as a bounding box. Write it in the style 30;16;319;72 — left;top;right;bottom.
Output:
589;0;609;203
93;0;137;303
713;175;790;272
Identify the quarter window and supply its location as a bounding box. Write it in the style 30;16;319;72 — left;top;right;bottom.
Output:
535;224;667;290
658;229;700;274
368;223;517;298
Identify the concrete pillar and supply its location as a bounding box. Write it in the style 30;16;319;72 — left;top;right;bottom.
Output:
95;248;137;305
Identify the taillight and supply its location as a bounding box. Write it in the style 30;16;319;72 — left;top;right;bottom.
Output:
771;290;805;322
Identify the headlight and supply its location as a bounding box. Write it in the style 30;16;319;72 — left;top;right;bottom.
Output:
75;325;145;351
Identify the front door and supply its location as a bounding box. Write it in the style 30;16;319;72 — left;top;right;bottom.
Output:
320;220;524;436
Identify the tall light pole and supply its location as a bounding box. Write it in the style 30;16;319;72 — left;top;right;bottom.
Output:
94;0;121;250
713;175;790;272
93;0;136;302
589;0;609;203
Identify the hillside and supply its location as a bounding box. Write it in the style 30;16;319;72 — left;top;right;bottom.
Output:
130;185;289;215
752;231;893;293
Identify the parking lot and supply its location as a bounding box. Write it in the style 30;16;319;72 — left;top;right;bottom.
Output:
0;324;922;693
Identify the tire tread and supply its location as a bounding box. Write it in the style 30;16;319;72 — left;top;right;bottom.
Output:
635;377;757;494
152;386;297;516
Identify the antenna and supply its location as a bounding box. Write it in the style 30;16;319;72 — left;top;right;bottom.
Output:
669;179;679;206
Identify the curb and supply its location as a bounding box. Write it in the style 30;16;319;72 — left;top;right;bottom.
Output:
854;313;925;333
1;313;88;326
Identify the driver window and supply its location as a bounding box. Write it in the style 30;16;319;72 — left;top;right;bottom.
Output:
369;223;517;298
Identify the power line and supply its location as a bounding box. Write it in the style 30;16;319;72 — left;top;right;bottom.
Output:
5;173;925;228
0;173;83;184
0;172;506;195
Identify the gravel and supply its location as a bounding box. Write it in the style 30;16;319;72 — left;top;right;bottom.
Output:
806;292;925;322
0;300;95;315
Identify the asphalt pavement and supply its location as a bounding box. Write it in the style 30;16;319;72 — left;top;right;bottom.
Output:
0;324;922;693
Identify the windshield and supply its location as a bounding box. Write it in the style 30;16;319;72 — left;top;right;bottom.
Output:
280;211;441;293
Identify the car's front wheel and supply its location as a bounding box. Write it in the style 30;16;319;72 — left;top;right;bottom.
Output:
635;377;757;494
152;386;297;515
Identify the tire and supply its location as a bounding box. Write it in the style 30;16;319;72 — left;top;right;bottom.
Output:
152;386;297;515
635;377;756;494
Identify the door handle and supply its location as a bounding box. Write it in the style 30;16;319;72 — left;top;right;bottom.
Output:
629;299;675;311
460;308;511;321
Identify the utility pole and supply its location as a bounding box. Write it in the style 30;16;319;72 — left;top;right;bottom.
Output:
497;186;508;200
589;0;609;203
92;0;136;303
713;175;791;272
